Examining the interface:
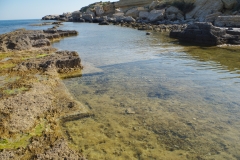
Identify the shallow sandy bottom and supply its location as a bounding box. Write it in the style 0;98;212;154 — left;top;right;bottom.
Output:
52;23;240;159
63;59;240;160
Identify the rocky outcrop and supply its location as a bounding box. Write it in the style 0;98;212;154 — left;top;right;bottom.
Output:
0;29;78;52
17;51;82;73
170;22;240;45
165;6;184;21
115;0;152;11
42;15;60;20
222;0;238;9
205;12;222;23
95;5;105;16
125;7;145;18
148;9;165;22
214;16;240;27
186;0;224;21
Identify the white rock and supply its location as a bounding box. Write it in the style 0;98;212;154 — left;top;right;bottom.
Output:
125;7;145;18
147;9;165;22
186;0;223;22
215;15;240;27
205;12;222;23
82;14;93;21
113;13;125;18
115;8;124;13
139;11;149;19
166;6;181;14
149;1;159;10
124;16;136;22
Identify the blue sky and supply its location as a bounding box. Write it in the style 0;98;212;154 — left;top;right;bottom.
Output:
0;0;112;20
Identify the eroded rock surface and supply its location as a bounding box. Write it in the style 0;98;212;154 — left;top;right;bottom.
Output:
0;29;78;52
16;51;83;73
170;22;240;45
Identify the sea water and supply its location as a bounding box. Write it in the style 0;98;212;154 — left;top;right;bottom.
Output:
53;23;240;160
1;20;240;159
0;19;55;34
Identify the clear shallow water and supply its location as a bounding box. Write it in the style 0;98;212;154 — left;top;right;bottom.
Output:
52;23;240;159
2;20;239;159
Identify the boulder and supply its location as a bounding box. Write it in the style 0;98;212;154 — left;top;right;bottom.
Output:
170;22;240;45
95;5;104;16
103;3;115;15
166;6;184;21
205;12;222;23
124;16;136;22
214;15;240;27
222;0;237;9
176;13;185;21
147;9;165;22
139;11;149;19
42;15;59;20
149;1;159;10
82;14;93;22
99;21;110;25
72;11;81;18
125;7;145;18
166;6;181;14
186;0;223;22
113;13;125;22
115;8;124;13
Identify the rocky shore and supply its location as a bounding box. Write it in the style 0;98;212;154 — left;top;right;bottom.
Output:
42;0;240;46
0;29;89;159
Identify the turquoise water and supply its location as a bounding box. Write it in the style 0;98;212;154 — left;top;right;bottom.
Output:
52;23;240;159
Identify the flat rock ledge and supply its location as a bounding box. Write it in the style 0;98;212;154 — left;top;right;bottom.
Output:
170;22;240;46
16;50;83;73
0;29;78;52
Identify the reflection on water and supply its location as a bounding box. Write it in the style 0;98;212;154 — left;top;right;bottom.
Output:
53;23;240;159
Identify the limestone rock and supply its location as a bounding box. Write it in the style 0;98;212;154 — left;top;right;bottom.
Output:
113;13;125;22
139;11;149;19
42;15;59;20
205;12;222;23
82;14;93;22
95;5;104;16
186;0;223;22
149;1;159;10
103;3;115;15
115;0;153;11
125;108;135;114
148;9;165;22
215;15;240;27
170;22;240;45
115;8;124;13
124;16;136;22
222;0;237;9
18;50;82;72
0;29;78;52
166;6;183;21
125;7;145;18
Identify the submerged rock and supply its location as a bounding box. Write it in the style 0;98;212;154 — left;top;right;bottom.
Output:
125;108;135;114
